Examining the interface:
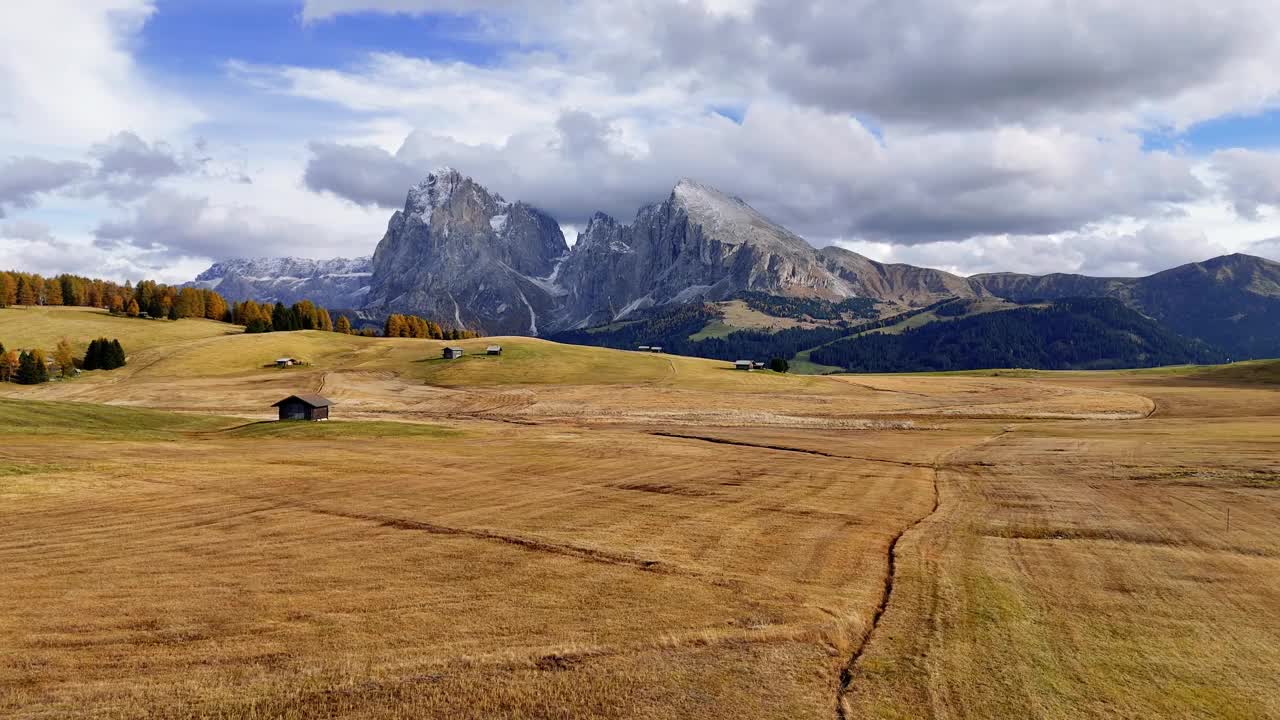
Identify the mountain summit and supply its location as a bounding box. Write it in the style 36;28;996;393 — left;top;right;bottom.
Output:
364;168;569;335
552;178;971;329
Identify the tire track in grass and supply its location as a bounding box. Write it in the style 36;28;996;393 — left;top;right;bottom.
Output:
651;432;934;468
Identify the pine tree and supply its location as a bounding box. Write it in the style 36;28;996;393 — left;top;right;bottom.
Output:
168;304;179;321
82;339;103;371
272;303;290;332
335;315;352;334
60;275;80;306
109;340;126;368
16;350;49;384
45;279;63;306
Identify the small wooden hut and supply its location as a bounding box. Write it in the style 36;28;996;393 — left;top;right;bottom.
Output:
272;394;332;421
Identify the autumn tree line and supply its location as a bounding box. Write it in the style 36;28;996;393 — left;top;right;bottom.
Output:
0;270;231;321
383;314;481;340
1;269;481;339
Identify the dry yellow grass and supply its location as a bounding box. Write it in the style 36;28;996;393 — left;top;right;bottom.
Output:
0;410;990;718
1;307;1277;718
0;305;236;355
838;379;1280;719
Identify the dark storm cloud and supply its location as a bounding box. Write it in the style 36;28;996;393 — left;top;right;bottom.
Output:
0;156;89;217
302;141;421;208
640;0;1274;128
1212;149;1280;220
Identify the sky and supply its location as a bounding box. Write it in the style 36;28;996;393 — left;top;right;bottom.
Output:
3;0;1280;284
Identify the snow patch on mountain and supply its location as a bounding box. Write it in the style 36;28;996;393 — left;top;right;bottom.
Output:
188;256;374;307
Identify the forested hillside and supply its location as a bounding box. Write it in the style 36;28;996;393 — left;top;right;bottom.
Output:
810;298;1227;372
548;301;949;364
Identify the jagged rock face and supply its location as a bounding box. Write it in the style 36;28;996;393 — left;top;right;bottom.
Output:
553;180;970;329
187;257;372;308
192;175;975;335
365;168;569;335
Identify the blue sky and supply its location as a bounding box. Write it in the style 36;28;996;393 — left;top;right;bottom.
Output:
139;0;505;72
2;0;1279;282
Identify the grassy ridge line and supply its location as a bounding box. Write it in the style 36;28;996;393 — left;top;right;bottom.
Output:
0;305;236;355
0;396;459;440
0;397;239;438
904;358;1280;383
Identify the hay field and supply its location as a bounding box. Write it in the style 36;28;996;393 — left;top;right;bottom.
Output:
1;307;1278;718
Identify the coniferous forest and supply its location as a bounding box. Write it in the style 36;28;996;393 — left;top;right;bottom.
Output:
809;298;1227;372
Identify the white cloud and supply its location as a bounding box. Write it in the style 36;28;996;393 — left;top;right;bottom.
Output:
838;222;1232;278
1211;148;1280;220
0;1;201;149
0;220;207;283
304;102;1208;247
4;0;1280;283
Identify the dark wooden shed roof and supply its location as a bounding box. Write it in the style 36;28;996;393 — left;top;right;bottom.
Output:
272;394;333;409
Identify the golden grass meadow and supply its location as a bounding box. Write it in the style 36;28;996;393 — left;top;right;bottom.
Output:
1;306;1278;718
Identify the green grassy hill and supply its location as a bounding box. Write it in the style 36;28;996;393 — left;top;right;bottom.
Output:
0;306;236;355
0;396;236;439
0;306;828;396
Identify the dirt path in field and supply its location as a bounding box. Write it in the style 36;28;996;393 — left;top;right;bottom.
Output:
834;427;1015;719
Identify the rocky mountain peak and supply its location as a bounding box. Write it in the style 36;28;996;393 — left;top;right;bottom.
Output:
403;167;510;228
669;178;811;253
366;170;568;335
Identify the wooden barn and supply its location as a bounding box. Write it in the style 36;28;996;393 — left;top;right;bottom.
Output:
272;394;332;422
443;347;465;360
486;345;503;356
734;360;754;371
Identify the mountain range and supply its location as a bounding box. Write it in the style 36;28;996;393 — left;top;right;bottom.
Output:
187;168;1280;365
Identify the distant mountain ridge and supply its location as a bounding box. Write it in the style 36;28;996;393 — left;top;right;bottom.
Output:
189;256;372;309
186;169;1280;360
971;253;1280;357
